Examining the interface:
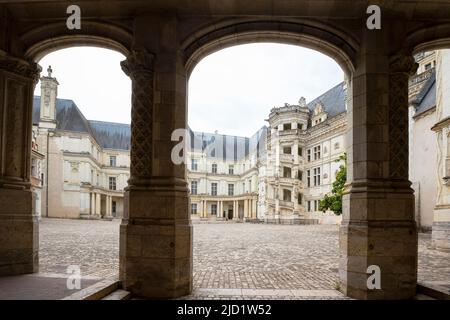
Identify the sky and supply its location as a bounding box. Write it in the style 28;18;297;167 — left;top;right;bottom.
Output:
35;44;344;137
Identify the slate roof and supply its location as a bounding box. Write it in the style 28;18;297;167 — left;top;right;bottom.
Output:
307;82;346;118
189;126;267;161
33;96;131;151
411;70;436;117
33;96;266;158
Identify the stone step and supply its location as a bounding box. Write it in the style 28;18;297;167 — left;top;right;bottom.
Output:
101;289;131;300
417;282;450;300
62;279;120;300
414;294;436;300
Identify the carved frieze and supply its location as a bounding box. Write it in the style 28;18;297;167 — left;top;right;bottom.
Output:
121;50;155;183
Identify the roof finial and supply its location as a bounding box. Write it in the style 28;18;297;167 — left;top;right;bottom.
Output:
298;97;306;107
47;65;53;78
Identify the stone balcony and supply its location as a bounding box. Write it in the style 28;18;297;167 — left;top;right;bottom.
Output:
279;200;294;209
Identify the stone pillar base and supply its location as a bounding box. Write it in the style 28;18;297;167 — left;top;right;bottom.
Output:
340;220;417;300
431;207;450;250
432;222;450;250
0;188;38;276
120;189;192;299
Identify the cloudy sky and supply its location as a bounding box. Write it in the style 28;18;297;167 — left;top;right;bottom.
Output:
35;44;344;137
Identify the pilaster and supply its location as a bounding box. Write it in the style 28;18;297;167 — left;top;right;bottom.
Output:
0;53;41;275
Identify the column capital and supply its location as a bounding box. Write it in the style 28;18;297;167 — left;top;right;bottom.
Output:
121;49;155;78
0;53;42;84
389;52;418;76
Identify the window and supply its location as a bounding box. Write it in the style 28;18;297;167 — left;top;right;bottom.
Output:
229;165;234;175
298;147;303;156
243;182;246;193
298;193;302;205
307;170;311;187
297;170;303;180
211;204;217;215
283;167;292;178
228;184;234;196
313;167;321;186
425;63;432;70
211;183;217;196
112;201;117;216
334;142;340;150
283;123;292;130
109;156;117;167
191;181;197;195
307;149;311;162
191;203;198;215
298;123;303;130
283;189;292;202
31;159;37;178
191;159;198;171
283;146;292;154
248;179;252;192
212;163;217;174
313;145;321;160
307;201;311;212
109;177;117;190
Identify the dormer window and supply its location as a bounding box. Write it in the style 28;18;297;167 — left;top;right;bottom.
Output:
314;102;324;115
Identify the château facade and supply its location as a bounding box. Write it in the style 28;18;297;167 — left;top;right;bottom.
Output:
31;51;446;235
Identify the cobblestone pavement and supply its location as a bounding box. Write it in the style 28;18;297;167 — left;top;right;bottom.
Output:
38;219;450;299
39;218;120;280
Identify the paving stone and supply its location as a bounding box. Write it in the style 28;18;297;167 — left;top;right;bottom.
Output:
37;218;450;299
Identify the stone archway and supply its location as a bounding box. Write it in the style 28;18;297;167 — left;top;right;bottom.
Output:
3;1;450;300
0;25;132;277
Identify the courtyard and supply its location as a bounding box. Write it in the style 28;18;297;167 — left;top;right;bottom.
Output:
37;218;450;299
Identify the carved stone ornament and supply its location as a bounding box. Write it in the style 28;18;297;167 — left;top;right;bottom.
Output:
389;52;418;76
0;53;42;83
121;49;155;79
121;49;156;182
388;52;416;180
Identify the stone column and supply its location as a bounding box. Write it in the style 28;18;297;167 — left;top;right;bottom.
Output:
90;193;96;215
119;18;192;298
109;196;113;216
95;193;101;216
244;199;248;219
0;54;41;275
252;199;257;219
217;200;220;218
104;195;112;219
105;196;110;217
340;30;418;299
